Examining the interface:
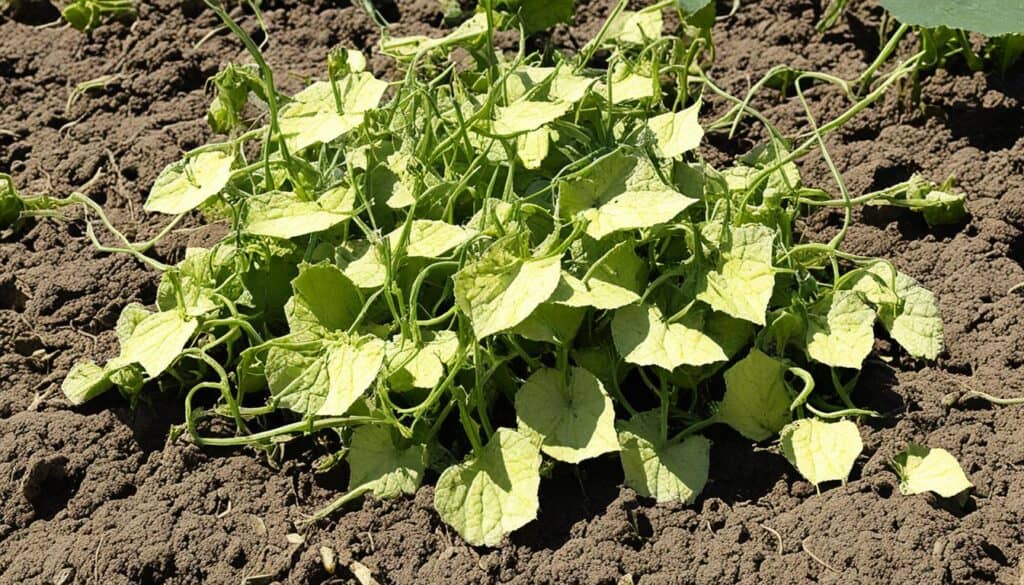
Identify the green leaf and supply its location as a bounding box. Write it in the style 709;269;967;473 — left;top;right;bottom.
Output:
62;361;114;405
144;148;234;214
434;428;542;547
157;246;240;317
852;264;943;359
719;348;792;441
244;187;356;239
780;419;863;487
385;331;458;391
646;101;703;159
496;0;574;35
279;74;388;151
558;149;697;240
454;239;562;339
348;425;426;498
604;10;662;44
318;335;387;415
612;303;732;370
491;100;573;137
597;64;656;104
877;0;1024;36
115;303;151;346
120;310;197;377
515;367;619;463
267;334;386;416
388;219;475;258
696;223;776;325
891;444;973;498
285;263;363;337
516;128;549;170
335;240;387;289
805;290;876;369
617;411;710;504
509;302;584;344
551;241;645;310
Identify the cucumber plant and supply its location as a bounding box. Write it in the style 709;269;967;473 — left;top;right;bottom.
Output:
47;0;970;546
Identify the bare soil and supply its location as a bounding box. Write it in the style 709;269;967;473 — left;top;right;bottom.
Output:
0;1;1022;583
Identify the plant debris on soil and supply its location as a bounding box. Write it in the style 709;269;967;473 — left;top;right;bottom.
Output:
0;0;1022;583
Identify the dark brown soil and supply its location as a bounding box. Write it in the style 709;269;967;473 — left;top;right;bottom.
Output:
1;0;1022;583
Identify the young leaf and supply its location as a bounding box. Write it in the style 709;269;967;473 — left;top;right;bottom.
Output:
612;303;732;370
244;187;356;240
434;428;542;547
145;148;234;214
696;223;776;325
454;239;562;339
285;263;363;337
348;425;426;498
805;290;875;369
279;74;388;152
891;444;973;498
779;419;863;487
120;310;197;377
515;367;619;463
558;149;697;240
495;0;574;35
719;348;792;441
618;411;710;504
646;101;703;159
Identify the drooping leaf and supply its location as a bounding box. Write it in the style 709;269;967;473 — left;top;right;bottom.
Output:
646;100;703;159
454;238;562;339
145;148;234;214
719;348;792;441
381;13;488;59
515;367;619;463
558;149;697;240
120;310;197;377
892;444;973;498
876;0;1024;37
612;303;733;370
279;74;388;151
348;425;426;497
618;411;710;503
805;290;876;369
434;428;542;547
780;419;863;487
285;263;363;337
244;187;356;239
696;223;776;325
